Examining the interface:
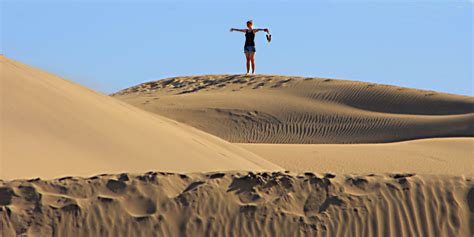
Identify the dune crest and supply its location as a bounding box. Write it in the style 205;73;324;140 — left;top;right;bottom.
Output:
0;57;280;180
113;75;474;144
1;172;472;237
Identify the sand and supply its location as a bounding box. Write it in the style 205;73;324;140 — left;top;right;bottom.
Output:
239;138;474;176
0;56;279;180
113;74;474;144
1;172;472;237
2;58;473;236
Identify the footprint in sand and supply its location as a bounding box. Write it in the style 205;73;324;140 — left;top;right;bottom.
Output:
0;187;14;205
106;179;127;194
122;196;157;216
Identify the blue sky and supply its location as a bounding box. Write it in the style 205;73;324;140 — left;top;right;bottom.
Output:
2;0;473;95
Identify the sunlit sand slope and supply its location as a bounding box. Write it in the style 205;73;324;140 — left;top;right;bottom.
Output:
0;57;280;179
113;75;474;144
239;138;474;176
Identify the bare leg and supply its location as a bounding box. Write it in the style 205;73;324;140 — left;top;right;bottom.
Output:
245;52;251;74
250;52;256;74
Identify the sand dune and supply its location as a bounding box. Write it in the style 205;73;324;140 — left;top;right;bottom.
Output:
239;138;474;176
1;171;472;237
113;75;474;144
0;56;280;180
3;58;473;237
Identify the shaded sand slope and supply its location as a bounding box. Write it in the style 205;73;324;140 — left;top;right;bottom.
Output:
113;75;474;144
239;138;474;176
0;57;280;179
1;172;472;237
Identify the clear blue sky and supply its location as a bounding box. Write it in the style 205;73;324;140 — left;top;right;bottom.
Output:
2;0;473;95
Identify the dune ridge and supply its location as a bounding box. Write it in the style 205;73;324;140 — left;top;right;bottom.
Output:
0;56;280;180
113;75;474;144
1;171;472;237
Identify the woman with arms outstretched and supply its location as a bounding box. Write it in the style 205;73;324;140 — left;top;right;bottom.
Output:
230;20;269;74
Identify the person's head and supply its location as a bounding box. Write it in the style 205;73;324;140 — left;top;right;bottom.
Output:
246;20;253;29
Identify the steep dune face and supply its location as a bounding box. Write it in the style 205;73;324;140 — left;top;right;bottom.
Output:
113;75;474;144
0;57;280;179
1;172;472;237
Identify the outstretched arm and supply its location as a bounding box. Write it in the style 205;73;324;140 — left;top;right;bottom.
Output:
230;28;247;33
253;28;269;33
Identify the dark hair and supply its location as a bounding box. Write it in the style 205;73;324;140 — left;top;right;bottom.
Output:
246;20;253;26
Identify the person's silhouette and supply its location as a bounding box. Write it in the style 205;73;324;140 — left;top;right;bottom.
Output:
230;20;269;75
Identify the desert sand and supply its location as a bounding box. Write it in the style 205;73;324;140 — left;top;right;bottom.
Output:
0;56;279;180
1;58;473;236
113;74;473;144
239;138;474;176
1;172;473;237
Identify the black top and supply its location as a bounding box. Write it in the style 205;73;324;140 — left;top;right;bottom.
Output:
245;30;255;47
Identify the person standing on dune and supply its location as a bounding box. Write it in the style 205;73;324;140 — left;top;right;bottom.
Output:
230;20;270;75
